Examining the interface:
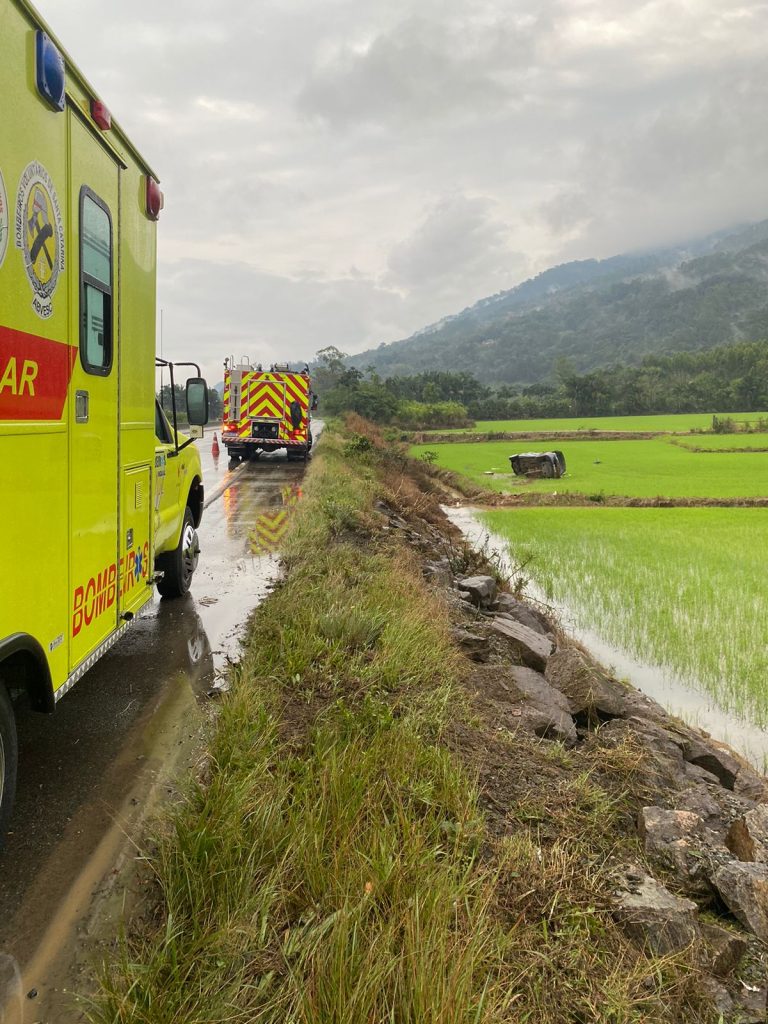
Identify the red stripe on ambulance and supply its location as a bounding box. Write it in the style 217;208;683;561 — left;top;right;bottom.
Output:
0;324;77;421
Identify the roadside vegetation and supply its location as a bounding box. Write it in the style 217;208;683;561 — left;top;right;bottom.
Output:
87;421;709;1024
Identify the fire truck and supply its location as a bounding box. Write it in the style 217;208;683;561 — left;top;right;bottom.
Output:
222;358;315;462
0;0;209;841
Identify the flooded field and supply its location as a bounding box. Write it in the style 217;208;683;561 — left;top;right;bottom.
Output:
447;506;768;769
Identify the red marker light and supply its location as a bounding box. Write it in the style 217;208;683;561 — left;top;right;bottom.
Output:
91;99;111;130
146;176;164;220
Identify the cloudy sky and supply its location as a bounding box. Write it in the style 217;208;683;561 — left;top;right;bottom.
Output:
36;0;768;381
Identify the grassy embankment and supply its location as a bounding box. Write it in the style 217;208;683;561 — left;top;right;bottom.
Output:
87;424;707;1024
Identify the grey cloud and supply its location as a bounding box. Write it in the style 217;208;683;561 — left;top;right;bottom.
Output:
386;195;526;300
32;0;768;367
297;14;533;127
156;259;407;380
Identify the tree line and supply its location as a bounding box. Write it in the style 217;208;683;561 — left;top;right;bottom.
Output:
313;340;768;425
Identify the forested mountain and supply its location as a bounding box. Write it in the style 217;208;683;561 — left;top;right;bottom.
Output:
354;221;768;385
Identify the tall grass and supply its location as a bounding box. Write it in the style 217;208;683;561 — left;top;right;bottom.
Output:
87;434;511;1024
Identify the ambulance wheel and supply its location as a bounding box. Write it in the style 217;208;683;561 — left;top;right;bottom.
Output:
157;508;199;599
0;684;18;847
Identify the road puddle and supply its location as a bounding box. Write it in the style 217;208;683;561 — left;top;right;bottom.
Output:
446;505;768;770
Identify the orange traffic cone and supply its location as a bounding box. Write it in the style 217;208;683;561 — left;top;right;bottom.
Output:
211;432;220;457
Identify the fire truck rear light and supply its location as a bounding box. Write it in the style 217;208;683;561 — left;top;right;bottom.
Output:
146;176;164;220
91;99;111;130
35;31;66;111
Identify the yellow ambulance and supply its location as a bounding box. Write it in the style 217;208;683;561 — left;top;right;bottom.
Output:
0;0;209;840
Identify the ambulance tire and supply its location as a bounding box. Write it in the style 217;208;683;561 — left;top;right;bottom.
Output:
157;508;199;599
0;684;18;847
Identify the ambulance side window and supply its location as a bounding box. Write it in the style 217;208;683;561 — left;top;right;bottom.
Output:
155;400;173;444
79;188;113;375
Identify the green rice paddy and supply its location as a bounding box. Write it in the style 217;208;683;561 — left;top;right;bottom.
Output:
672;433;768;451
412;437;768;498
467;412;768;433
421;411;768;741
483;507;768;726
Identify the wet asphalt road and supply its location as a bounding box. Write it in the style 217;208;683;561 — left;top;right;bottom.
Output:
0;433;313;1023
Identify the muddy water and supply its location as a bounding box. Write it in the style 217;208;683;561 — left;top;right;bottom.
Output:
446;505;768;770
0;442;311;1023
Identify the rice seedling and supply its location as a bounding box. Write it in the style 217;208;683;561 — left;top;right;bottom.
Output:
465;412;768;433
483;507;768;726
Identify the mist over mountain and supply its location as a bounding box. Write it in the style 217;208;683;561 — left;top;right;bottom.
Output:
352;221;768;385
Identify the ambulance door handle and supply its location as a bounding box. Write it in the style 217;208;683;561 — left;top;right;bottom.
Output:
75;390;89;423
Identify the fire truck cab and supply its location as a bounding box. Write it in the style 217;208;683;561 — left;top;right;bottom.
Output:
222;358;314;462
0;0;209;840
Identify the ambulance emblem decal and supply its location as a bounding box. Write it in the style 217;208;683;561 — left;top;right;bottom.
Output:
15;161;65;320
0;169;8;270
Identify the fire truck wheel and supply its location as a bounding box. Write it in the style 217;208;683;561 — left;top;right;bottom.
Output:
157;508;199;599
0;684;18;846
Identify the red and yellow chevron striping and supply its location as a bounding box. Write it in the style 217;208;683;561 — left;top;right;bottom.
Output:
222;367;312;445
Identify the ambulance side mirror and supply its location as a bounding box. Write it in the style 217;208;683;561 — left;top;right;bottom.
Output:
186;378;209;426
311;395;318;411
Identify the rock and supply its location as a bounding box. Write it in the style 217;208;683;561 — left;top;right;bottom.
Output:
681;737;742;790
684;763;722;786
697;977;734;1018
639;806;731;901
456;575;497;607
712;862;768;939
495;594;552;635
490;617;554;671
504;666;577;746
612;864;701;954
677;786;724;825
699;921;748;978
423;558;453;586
733;983;768;1024
451;627;490;663
727;804;768;863
544;646;627;720
597;717;687;790
734;767;768;804
678;782;757;835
